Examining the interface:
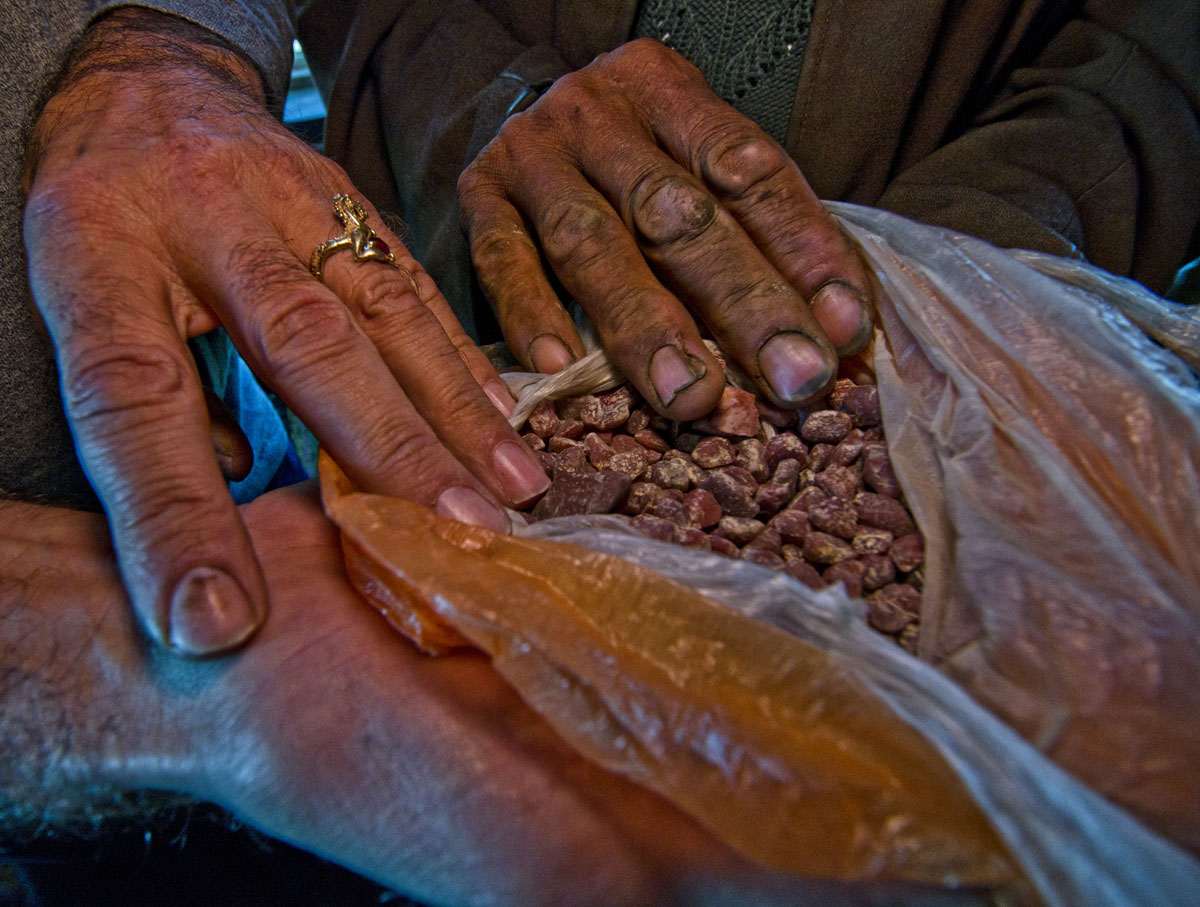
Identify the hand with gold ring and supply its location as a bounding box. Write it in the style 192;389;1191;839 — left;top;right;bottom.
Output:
309;194;399;279
21;8;549;657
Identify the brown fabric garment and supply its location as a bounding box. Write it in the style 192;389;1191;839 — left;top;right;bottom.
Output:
299;0;1199;343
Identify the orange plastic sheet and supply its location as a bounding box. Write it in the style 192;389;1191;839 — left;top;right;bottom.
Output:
320;453;1014;891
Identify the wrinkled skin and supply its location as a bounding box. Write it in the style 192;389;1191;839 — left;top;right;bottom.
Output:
0;485;991;907
21;9;548;657
459;39;875;419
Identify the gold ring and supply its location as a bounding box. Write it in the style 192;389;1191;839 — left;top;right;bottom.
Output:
309;194;397;279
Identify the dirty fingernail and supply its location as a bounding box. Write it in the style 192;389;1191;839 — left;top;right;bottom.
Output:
758;333;833;403
494;441;550;507
529;335;574;374
810;282;870;351
650;345;704;407
168;567;261;656
437;486;511;533
484;380;516;417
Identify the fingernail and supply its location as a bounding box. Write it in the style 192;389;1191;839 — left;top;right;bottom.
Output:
168;567;261;656
649;345;704;407
436;486;511;533
493;441;550;507
529;335;574;374
810;282;870;351
758;333;834;403
484;380;516;417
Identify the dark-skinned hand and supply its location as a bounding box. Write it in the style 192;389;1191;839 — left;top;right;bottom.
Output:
458;38;875;420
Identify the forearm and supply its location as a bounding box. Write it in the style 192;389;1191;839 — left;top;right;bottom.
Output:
0;500;198;839
27;8;268;190
93;0;296;105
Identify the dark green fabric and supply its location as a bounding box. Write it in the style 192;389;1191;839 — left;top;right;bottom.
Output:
633;0;814;144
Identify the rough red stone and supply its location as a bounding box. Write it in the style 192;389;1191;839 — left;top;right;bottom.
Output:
802;531;855;565
683;488;722;528
785;560;824;589
862;443;900;497
753;482;791;518
769;509;810;545
532;471;632;519
855;492;917;536
699;470;758;519
815;465;861;501
603;450;647;480
690;385;760;437
735;438;770;481
527;399;560;438
841;384;881;427
763;433;809;471
890;533;925;572
800;410;853;444
867;583;921;633
806;497;858;540
691;436;736;468
823;559;866;598
550;445;593;478
852;528;894;556
632;513;680;542
831;429;865;467
714;515;766;546
862;554;896;592
742;548;786;570
648;457;693;492
633;428;671;453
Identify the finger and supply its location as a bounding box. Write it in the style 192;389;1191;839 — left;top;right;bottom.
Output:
405;264;519;419
27;242;267;657
566;110;839;406
458;170;587;376
644;77;875;355
494;147;727;420
312;222;550;509
191;214;543;522
204;386;253;481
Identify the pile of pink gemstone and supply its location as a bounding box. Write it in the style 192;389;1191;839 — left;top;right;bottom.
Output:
520;379;924;650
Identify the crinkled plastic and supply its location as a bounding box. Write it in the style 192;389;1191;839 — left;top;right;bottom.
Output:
323;204;1200;906
826;203;1200;855
321;454;1016;893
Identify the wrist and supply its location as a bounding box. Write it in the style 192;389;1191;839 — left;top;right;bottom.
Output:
0;501;207;839
25;7;268;192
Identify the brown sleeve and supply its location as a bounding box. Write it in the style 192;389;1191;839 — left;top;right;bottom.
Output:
296;0;635;342
877;1;1200;295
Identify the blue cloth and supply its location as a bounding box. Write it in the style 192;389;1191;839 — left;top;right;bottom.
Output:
191;331;311;503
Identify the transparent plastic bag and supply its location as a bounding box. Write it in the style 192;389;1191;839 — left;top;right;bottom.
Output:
498;203;1200;857
325;204;1200;905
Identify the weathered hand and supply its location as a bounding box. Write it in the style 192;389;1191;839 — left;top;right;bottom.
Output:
21;10;548;656
459;38;874;419
1;486;985;905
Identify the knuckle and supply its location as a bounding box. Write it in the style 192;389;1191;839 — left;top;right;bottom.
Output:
62;341;188;423
595;285;655;332
359;416;448;484
24;174;125;247
469;226;538;281
708;274;783;323
699;133;789;201
225;237;310;297
109;471;223;541
350;268;428;329
248;292;359;379
630;171;717;247
539;195;624;274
